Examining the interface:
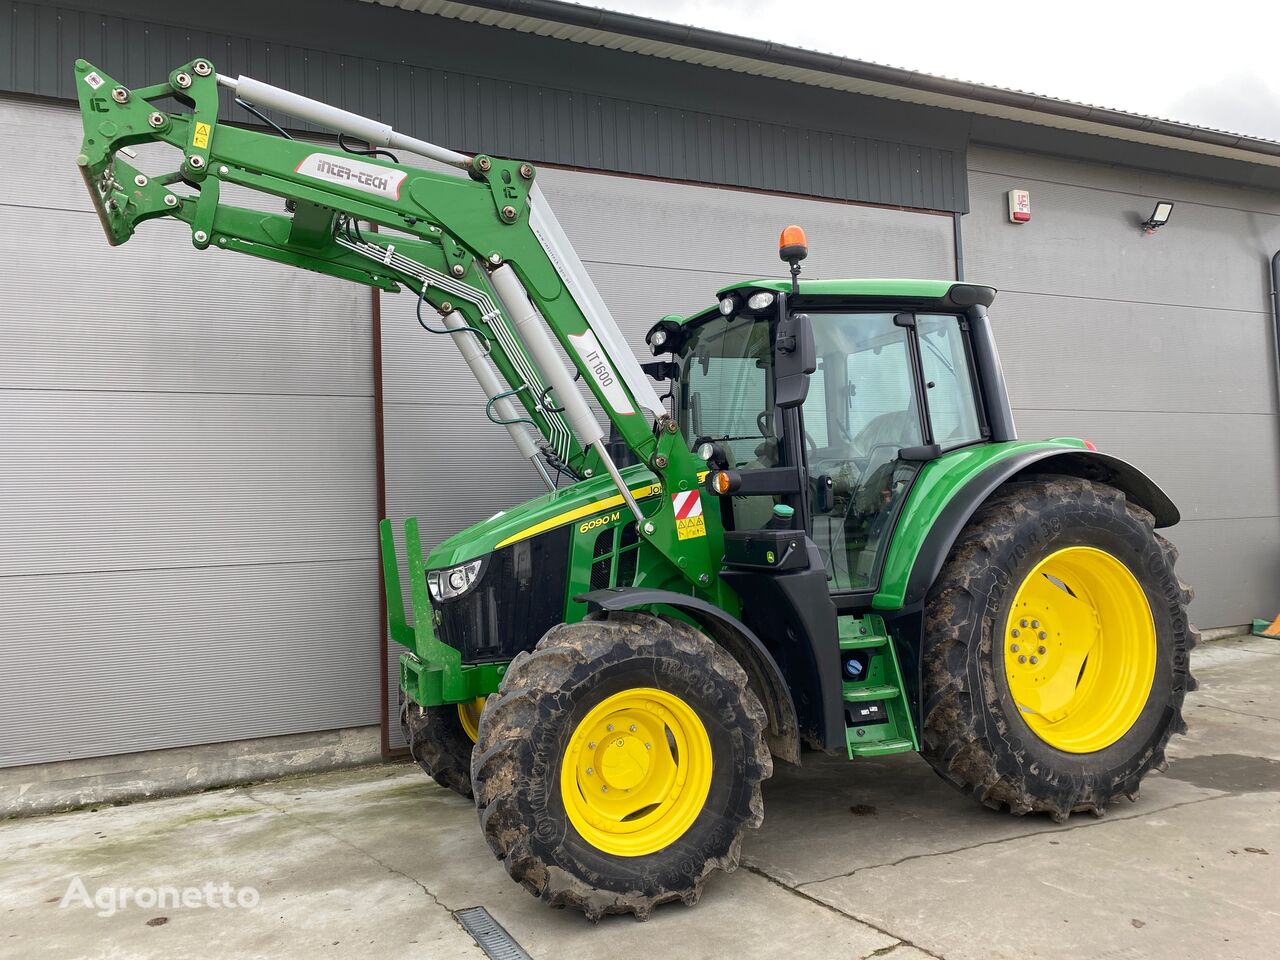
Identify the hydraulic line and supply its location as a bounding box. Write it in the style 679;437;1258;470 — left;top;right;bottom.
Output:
333;232;576;464
488;264;646;525
440;309;555;491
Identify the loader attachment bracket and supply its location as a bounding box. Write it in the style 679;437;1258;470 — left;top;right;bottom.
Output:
380;518;506;707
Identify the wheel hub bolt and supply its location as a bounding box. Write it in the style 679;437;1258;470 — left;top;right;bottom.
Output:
1011;629;1021;638
601;785;608;793
606;724;614;732
645;743;651;750
1029;656;1039;665
1018;655;1027;664
1031;620;1040;629
586;767;593;776
1020;619;1029;628
588;741;596;749
629;725;637;733
1010;644;1020;653
1038;631;1047;640
1038;646;1047;655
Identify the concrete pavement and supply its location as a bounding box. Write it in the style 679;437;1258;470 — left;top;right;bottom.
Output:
2;635;1277;960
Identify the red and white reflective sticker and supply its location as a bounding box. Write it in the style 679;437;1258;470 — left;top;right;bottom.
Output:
671;490;706;540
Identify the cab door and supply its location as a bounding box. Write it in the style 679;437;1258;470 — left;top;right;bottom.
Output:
802;312;985;593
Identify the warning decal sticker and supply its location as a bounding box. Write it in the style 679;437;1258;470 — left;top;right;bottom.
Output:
671;490;706;541
192;121;211;150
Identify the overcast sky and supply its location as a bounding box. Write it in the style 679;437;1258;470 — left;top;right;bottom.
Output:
594;0;1280;142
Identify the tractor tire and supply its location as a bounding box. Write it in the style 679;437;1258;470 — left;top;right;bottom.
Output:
471;612;771;921
920;477;1197;821
401;696;485;799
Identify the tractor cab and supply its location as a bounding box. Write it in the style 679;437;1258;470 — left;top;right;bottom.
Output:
660;270;1002;599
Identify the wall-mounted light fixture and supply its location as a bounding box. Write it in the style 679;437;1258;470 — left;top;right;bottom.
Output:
1140;201;1175;235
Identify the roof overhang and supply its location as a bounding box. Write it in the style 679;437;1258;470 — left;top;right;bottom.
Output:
361;0;1280;170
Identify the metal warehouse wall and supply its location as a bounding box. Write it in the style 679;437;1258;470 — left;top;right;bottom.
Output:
0;0;967;213
0;97;382;768
964;144;1280;627
381;167;957;744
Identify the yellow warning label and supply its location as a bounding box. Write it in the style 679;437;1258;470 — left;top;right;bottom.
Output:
676;515;706;541
192;121;211;150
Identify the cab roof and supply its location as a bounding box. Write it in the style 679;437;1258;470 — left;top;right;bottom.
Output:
712;278;997;313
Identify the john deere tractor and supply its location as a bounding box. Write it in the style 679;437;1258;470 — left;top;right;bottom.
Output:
73;58;1197;920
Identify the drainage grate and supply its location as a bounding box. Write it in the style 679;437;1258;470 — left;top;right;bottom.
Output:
453;906;532;960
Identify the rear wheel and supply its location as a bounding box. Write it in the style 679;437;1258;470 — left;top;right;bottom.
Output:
401;696;486;798
471;613;770;920
920;477;1197;820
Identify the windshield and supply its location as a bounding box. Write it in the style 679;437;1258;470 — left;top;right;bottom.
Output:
677;312;779;530
677;313;777;468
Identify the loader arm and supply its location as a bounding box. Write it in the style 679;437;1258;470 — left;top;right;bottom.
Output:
71;57;727;601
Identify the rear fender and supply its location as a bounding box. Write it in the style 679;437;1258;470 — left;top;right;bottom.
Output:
903;448;1178;608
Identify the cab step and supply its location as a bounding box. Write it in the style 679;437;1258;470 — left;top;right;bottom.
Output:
838;615;918;760
842;683;899;701
845;737;915;757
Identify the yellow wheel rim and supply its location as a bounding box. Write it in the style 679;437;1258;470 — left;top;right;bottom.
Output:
1004;546;1157;754
559;688;713;858
457;697;485;743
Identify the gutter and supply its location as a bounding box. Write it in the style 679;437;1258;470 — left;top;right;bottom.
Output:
452;0;1280;161
1272;251;1280;443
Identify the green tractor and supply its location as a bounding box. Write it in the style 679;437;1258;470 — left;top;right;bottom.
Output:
74;58;1197;921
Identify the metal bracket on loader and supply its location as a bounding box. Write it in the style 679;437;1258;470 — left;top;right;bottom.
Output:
380;518;505;706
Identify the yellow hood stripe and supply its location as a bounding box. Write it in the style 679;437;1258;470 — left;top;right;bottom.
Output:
495;483;661;549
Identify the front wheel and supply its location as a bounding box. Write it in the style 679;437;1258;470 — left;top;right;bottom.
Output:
471;613;771;920
920;477;1197;820
401;696;486;798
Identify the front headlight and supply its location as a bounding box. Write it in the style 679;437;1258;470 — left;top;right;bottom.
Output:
427;559;483;601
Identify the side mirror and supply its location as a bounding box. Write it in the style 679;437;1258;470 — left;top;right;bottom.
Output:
773;311;815;408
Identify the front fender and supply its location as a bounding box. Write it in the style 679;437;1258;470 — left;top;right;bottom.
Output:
577;587;801;763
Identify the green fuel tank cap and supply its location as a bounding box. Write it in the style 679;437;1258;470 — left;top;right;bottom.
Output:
772;504;795;519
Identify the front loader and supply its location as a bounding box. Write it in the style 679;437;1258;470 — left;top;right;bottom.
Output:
72;58;1198;920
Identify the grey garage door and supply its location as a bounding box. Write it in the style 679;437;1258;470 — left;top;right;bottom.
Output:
964;145;1280;628
0;97;382;767
380;165;957;744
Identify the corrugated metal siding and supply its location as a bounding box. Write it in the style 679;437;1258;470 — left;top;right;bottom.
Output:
0;96;381;767
381;166;955;743
964;144;1280;628
0;0;966;213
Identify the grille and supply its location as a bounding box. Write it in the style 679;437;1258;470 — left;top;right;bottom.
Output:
588;522;641;591
434;525;571;662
